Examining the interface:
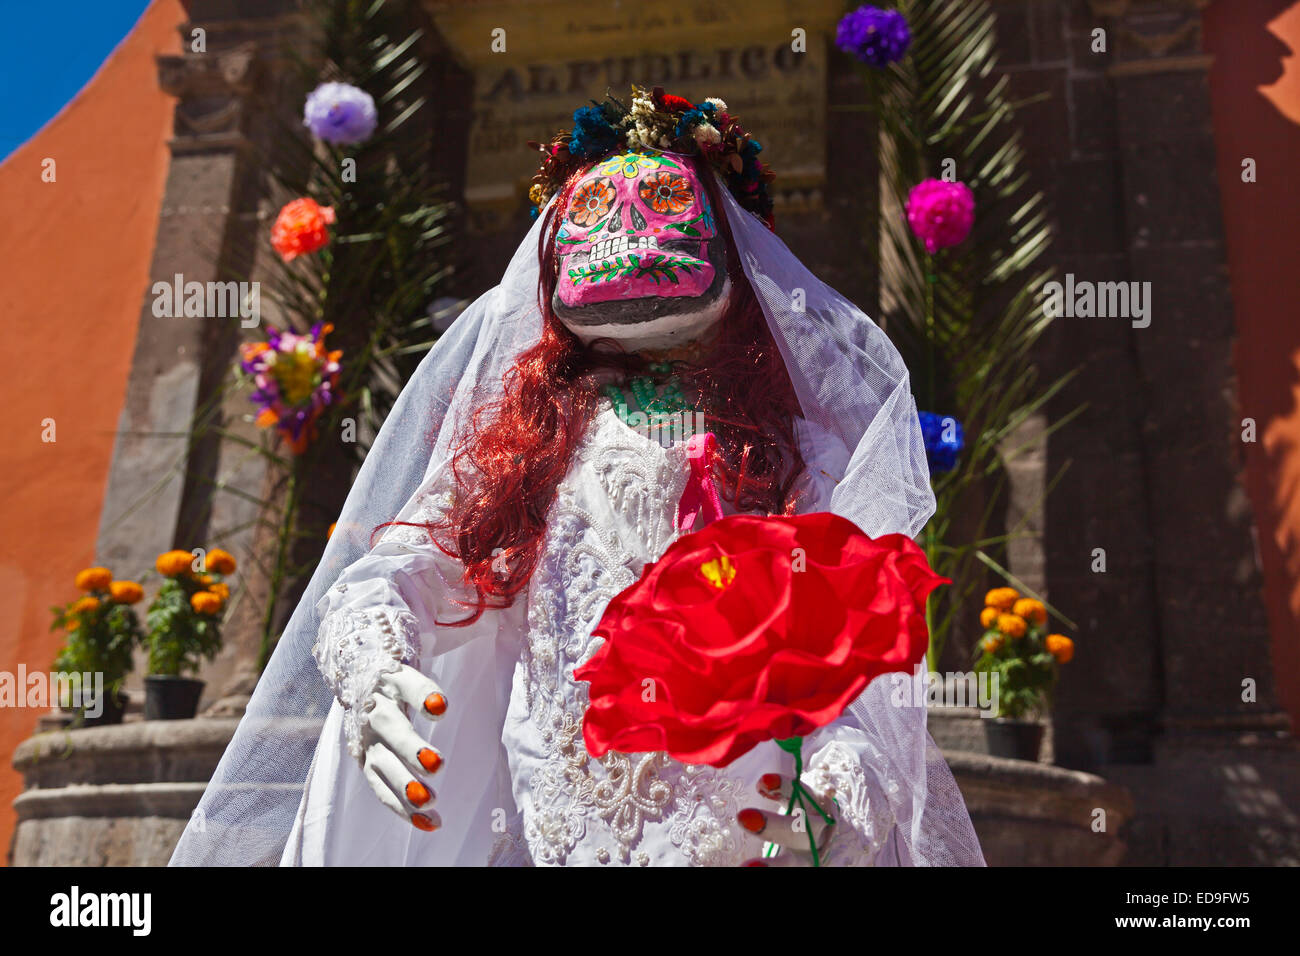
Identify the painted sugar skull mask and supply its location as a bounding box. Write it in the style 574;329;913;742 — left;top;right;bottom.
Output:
552;151;727;339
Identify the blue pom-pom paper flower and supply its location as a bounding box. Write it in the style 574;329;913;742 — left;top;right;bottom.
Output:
304;82;378;145
919;411;964;473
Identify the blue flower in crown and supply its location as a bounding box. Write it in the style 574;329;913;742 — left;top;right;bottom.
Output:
918;411;964;473
569;105;620;159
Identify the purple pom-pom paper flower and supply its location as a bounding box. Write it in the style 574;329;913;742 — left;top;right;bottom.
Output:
906;179;975;254
304;82;378;145
836;5;912;67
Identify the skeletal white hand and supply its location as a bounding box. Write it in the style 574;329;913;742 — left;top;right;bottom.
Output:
359;664;447;832
738;771;838;866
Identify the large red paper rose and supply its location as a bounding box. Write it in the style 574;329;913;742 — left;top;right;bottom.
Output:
573;512;946;768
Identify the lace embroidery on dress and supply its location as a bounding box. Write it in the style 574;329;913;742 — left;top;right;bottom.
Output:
517;408;749;866
313;604;421;759
311;480;460;760
804;740;897;866
487;810;534;867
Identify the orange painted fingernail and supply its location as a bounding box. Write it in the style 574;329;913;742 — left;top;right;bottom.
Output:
737;808;766;834
424;693;447;716
406;780;430;806
418;748;442;774
411;813;437;832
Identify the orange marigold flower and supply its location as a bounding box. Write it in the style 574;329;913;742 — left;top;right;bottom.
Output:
981;634;1004;654
271;197;335;262
71;596;100;615
191;591;224;615
156;550;195;577
997;613;1027;639
1045;634;1074;663
209;581;231;601
979;606;1000;629
75;567;113;592
207;548;237;575
1013;598;1047;627
985;587;1019;612
109;580;144;605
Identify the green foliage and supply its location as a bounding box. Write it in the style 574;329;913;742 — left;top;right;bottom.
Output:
973;625;1061;719
50;598;143;702
144;577;225;677
241;0;457;665
263;0;456;453
848;0;1081;664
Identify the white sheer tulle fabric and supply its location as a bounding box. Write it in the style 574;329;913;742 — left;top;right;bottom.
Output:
169;185;984;867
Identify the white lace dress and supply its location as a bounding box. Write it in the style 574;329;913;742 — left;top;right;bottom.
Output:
284;401;903;866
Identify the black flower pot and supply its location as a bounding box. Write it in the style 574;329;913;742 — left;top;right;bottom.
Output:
71;690;128;727
144;676;205;720
984;718;1044;761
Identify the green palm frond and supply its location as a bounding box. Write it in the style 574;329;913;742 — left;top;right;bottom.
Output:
853;0;1077;665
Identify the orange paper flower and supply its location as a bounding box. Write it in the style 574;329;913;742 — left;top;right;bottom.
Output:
271;198;336;262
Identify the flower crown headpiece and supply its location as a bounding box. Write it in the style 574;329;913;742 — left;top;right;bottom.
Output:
527;86;777;230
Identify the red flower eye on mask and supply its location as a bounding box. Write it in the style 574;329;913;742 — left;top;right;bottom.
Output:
573;512;947;769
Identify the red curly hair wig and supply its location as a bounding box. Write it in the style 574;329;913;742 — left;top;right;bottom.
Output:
392;156;806;625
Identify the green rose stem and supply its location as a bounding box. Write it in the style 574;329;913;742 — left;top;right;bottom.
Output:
771;736;835;867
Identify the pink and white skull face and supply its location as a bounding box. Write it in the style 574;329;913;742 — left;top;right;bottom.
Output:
552;152;727;334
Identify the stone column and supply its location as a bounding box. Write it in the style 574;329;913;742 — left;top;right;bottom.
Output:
1081;0;1298;864
95;1;302;705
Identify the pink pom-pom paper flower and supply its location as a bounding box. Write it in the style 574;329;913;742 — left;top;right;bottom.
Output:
905;179;975;254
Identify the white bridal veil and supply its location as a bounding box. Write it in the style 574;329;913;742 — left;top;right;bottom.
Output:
170;184;985;866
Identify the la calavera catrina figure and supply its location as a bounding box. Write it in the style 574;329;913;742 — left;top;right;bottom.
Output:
170;87;985;868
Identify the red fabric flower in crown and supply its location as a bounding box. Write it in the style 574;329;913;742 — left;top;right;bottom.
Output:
573;513;947;768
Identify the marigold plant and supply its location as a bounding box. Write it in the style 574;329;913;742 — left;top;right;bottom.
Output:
974;586;1075;719
51;566;145;720
145;547;234;676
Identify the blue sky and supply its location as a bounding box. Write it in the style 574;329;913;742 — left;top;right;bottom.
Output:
0;1;152;160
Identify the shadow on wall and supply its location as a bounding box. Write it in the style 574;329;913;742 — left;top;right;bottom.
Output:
1208;0;1300;725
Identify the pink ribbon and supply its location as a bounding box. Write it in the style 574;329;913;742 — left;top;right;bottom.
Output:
677;432;724;533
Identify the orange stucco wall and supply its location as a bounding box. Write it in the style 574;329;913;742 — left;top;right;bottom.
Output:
1205;0;1300;724
0;0;181;860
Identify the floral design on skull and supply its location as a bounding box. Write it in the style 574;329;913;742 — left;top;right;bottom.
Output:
570;178;616;227
553;151;726;325
639;171;693;215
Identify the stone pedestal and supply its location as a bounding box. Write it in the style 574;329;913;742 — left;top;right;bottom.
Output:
949;751;1134;865
12;708;1132;866
10;719;237;866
